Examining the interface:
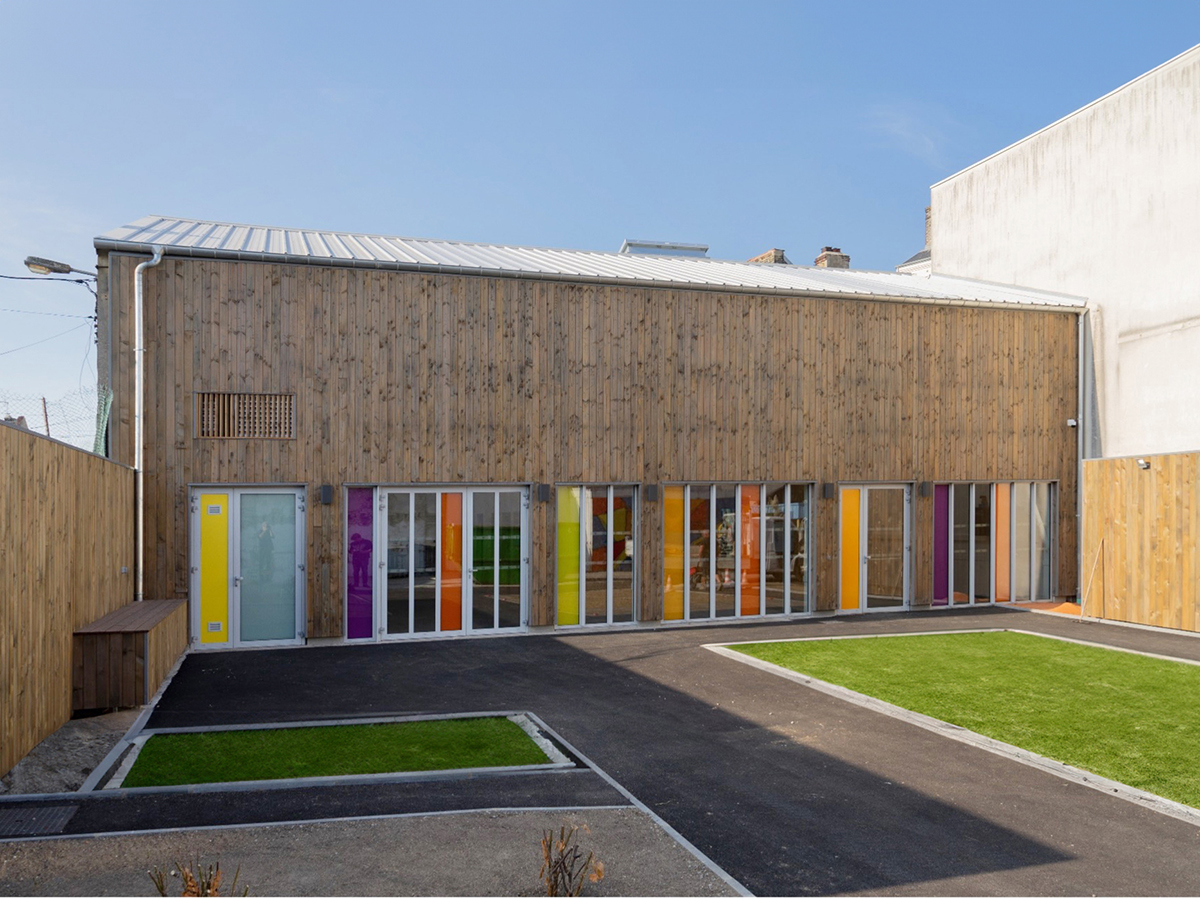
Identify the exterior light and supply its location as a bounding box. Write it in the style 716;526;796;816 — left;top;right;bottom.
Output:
1137;458;1151;470
24;255;97;278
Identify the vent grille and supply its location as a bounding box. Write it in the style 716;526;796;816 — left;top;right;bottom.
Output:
195;393;295;439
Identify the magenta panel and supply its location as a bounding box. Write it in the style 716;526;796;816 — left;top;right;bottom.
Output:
933;484;949;605
346;487;374;639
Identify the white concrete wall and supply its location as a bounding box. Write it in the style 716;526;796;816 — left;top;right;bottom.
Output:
931;45;1200;458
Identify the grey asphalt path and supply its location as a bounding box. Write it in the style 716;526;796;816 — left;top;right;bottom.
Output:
0;771;626;837
92;609;1200;894
0;807;735;897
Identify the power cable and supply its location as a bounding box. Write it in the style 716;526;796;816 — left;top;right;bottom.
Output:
0;306;93;319
0;323;89;357
0;273;98;298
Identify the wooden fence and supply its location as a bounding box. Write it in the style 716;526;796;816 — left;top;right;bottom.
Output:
0;423;135;778
1082;451;1200;632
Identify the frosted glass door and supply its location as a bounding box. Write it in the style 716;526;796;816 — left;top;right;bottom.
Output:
237;493;298;642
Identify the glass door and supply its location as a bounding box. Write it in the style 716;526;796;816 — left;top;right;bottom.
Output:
236;491;303;643
864;486;908;609
190;486;306;648
840;485;911;613
379;486;527;638
468;489;526;630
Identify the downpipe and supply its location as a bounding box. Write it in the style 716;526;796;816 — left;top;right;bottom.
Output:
134;246;165;601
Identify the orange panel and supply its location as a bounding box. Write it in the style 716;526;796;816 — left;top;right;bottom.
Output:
840;489;861;611
995;484;1011;602
664;486;685;620
740;486;760;615
441;493;463;630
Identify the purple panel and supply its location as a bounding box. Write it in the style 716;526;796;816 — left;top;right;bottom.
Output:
933;485;949;605
346;487;374;639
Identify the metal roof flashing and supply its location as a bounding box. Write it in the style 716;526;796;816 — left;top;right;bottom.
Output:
95;216;1087;313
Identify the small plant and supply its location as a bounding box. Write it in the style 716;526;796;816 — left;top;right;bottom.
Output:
539;825;605;896
149;860;247;897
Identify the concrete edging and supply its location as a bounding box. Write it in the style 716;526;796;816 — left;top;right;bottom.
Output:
522;712;753;898
97;711;576;795
704;633;1200;831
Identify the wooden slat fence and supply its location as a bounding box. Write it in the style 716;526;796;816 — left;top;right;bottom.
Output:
1082;451;1200;631
0;423;134;778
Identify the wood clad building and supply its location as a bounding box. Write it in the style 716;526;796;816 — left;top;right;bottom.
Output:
95;216;1082;648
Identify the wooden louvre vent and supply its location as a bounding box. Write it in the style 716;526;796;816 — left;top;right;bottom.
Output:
195;392;295;439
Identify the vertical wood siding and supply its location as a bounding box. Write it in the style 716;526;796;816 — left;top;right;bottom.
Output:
1082;452;1200;631
0;425;134;777
103;255;1079;636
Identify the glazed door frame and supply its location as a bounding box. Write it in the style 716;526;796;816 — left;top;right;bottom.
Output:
375;485;530;640
839;484;912;613
188;486;307;648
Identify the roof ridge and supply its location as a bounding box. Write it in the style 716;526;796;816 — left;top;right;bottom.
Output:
95;216;1087;310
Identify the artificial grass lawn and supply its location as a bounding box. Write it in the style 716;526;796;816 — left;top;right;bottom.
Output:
122;716;549;788
735;631;1200;808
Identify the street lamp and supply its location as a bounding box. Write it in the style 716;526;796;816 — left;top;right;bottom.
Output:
24;255;97;278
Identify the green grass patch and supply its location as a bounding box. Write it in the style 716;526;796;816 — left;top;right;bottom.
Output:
122;716;550;788
735;631;1200;808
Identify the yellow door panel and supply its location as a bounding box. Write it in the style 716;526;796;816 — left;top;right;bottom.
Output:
199;493;230;643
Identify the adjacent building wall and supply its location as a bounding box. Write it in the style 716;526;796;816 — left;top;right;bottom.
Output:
0;424;134;777
99;253;1079;637
931;44;1200;459
1082;452;1200;631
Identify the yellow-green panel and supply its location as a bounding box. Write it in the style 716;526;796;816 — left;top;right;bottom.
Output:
556;487;581;626
199;492;230;643
840;489;861;612
663;486;685;620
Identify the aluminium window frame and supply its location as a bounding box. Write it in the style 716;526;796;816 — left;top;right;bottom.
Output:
673;481;814;621
556;483;640;627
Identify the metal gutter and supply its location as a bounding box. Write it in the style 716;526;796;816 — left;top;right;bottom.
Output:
95;241;1086;314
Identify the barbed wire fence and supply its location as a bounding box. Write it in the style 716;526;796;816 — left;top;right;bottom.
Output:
0;386;112;454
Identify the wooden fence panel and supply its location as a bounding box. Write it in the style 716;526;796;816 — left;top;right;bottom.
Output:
1083;452;1200;632
1;424;135;777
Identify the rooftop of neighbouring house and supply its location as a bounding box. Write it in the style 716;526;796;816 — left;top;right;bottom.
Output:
96;215;1086;311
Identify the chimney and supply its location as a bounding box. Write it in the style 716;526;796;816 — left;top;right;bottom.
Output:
814;246;850;269
748;248;789;264
924;206;932;248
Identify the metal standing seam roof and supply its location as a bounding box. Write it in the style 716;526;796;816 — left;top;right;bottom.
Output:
95;216;1087;312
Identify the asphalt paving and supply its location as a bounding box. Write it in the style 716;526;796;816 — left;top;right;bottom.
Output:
14;607;1200;895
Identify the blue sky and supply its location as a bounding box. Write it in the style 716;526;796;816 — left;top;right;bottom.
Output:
2;0;1199;419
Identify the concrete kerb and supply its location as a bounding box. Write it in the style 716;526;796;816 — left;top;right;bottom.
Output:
703;632;1200;831
998;599;1200;642
523;712;754;898
0;805;637;846
94;710;578;795
0;706;752;895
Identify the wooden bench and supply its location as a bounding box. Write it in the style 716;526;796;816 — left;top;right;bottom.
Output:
72;600;188;712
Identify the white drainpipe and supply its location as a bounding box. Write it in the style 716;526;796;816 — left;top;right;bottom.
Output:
134;246;165;602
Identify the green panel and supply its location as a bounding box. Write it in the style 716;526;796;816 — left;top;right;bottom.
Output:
556;487;581;625
472;526;523;585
